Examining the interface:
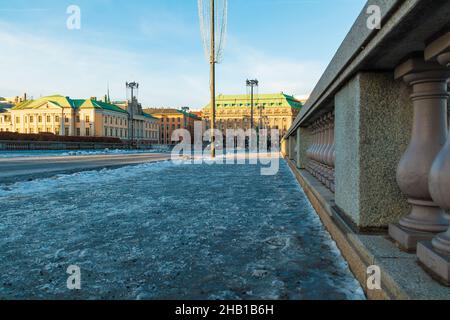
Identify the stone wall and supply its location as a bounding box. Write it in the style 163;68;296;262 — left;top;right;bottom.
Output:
296;126;312;169
335;72;413;229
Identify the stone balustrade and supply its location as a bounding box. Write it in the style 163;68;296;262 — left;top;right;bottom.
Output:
306;112;335;192
280;0;450;287
416;32;450;284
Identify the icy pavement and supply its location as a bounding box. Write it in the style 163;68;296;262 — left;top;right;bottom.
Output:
0;158;365;300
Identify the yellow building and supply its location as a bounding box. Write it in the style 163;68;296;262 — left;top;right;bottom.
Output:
0;95;159;143
202;93;302;137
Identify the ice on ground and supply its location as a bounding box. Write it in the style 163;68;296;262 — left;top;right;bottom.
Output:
0;158;365;300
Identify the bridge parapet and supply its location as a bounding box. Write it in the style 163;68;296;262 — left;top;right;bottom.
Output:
282;0;450;286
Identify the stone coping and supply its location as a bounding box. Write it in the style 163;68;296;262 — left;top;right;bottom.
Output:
286;0;450;136
285;157;450;300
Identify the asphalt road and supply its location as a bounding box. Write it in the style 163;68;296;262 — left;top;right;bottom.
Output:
0;153;172;184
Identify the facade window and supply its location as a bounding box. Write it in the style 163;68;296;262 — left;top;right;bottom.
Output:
85;116;90;123
76;116;80;123
55;116;59;122
47;115;51;122
110;128;113;136
104;117;108;124
64;127;69;136
65;117;69;123
104;127;108;136
110;117;113;124
38;116;42;123
15;117;20;123
86;128;90;136
76;128;81;136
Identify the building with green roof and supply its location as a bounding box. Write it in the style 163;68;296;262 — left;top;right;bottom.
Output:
0;95;159;144
202;92;302;137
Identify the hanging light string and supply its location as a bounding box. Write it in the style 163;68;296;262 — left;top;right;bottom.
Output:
198;0;228;63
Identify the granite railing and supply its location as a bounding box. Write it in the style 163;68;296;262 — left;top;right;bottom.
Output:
281;0;450;285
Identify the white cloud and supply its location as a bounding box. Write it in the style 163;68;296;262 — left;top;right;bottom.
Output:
0;22;323;110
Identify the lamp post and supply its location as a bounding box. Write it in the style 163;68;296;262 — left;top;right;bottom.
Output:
246;79;259;130
126;82;139;149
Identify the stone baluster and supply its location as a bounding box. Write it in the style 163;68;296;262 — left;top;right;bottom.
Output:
330;112;336;192
389;57;450;251
319;115;329;183
324;112;334;188
314;118;323;179
317;117;326;180
306;123;315;174
311;120;319;177
320;115;329;184
417;33;450;284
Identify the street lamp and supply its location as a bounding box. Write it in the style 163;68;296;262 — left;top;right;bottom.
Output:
246;79;259;130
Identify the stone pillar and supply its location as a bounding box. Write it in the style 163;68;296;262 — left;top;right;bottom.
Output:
335;72;413;230
417;32;450;284
288;135;295;160
281;138;288;157
60;111;65;136
50;114;56;134
20;114;25;133
296;128;301;168
43;113;47;132
296;126;313;169
389;57;450;251
69;109;75;136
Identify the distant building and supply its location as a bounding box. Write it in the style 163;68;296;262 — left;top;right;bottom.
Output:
202;92;302;138
144;108;202;145
0;95;159;144
1;93;27;106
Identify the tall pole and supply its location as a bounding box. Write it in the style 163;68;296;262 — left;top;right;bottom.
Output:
130;86;135;148
250;85;254;130
246;79;258;131
210;0;216;158
126;82;138;149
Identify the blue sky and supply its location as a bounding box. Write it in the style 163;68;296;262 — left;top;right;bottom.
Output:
0;0;366;109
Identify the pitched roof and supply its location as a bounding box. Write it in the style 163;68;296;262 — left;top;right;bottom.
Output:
202;92;303;110
80;99;128;114
12;95;128;114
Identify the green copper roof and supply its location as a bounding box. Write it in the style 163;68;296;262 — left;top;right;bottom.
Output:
202;92;303;110
80;99;128;114
13;95;127;114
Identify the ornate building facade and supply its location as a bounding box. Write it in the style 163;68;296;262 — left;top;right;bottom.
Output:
201;93;302;138
0;95;159;144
